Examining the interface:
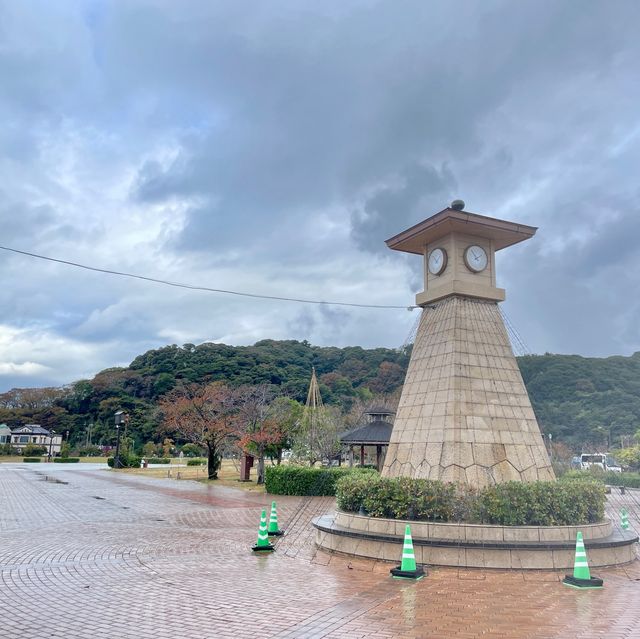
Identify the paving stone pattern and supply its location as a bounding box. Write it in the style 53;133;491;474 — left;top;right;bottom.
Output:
1;464;639;639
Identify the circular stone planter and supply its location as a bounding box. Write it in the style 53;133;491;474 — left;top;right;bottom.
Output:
313;511;638;570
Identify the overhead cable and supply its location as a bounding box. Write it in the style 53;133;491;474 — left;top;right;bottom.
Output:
0;244;417;310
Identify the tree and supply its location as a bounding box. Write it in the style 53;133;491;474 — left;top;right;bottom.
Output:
267;396;303;464
158;382;237;479
294;404;344;466
235;384;280;484
143;441;158;458
161;438;174;457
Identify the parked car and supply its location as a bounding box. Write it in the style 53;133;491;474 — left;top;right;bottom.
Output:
579;453;622;473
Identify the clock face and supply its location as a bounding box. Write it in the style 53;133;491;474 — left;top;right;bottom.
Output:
427;247;447;275
464;245;488;273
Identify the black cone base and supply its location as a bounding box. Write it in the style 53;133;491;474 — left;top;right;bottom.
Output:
267;530;284;537
390;564;426;580
562;574;603;589
252;543;275;552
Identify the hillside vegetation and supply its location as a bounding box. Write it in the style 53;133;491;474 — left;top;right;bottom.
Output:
1;340;639;452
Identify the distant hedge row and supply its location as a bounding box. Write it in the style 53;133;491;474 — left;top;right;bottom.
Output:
336;475;606;526
265;465;377;496
562;468;640;489
53;458;80;463
107;456;141;469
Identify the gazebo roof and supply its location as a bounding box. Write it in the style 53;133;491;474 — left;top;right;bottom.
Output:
365;405;395;416
340;420;393;445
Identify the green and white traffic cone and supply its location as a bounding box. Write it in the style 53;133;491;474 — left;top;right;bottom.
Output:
267;501;284;536
390;524;425;580
562;531;602;588
621;508;629;531
251;509;275;553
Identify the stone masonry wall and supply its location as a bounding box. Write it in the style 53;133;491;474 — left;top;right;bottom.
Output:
382;296;555;486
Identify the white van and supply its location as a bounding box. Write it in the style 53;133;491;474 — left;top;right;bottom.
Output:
579;453;622;473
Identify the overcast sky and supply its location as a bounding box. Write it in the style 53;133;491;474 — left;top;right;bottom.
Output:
1;0;639;392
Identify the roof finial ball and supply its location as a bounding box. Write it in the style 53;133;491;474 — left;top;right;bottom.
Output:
450;199;465;211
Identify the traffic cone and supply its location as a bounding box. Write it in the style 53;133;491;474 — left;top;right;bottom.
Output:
251;509;275;553
390;524;425;580
267;501;284;536
562;531;603;588
621;508;629;531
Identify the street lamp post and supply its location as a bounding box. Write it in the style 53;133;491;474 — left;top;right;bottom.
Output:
48;430;56;462
114;410;125;469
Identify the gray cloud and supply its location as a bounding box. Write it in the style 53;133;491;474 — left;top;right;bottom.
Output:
351;162;457;254
1;0;640;391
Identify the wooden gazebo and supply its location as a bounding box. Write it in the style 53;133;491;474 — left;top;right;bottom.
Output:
340;406;395;471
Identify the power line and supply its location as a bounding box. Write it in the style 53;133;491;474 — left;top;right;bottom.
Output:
0;244;417;311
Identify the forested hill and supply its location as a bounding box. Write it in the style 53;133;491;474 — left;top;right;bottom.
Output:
518;352;640;448
128;339;410;403
1;340;639;451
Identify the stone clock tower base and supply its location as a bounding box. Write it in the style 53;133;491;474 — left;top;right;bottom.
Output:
382;296;554;486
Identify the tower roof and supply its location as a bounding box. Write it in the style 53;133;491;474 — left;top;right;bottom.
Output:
386;207;537;255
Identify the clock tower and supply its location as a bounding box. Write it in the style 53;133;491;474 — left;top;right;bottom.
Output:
382;202;555;487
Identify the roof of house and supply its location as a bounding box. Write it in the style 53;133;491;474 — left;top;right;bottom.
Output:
10;424;52;435
340;419;393;445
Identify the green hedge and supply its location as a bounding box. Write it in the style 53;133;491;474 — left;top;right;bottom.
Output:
560;469;640;489
265;465;377;496
53;457;80;463
602;471;640;488
187;458;206;466
23;457;41;463
107;455;142;469
474;480;605;525
336;475;606;526
144;457;170;464
336;474;457;520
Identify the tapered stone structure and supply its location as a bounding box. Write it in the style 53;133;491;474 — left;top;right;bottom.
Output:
382;205;554;487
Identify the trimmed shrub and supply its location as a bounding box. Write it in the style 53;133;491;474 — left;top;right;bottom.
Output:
336;475;606;526
559;469;604;483
559;468;640;489
144;457;170;464
53;457;80;463
265;465;377;496
602;471;640;489
107;455;142;469
337;474;456;521
473;480;605;526
23;457;42;463
187;458;206;466
23;444;48;456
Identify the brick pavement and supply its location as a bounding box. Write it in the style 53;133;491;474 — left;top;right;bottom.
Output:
1;463;639;639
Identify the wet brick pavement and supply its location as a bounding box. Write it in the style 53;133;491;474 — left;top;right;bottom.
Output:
1;463;639;639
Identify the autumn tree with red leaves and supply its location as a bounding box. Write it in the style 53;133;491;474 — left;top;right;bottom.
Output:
158;382;237;479
235;384;282;484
